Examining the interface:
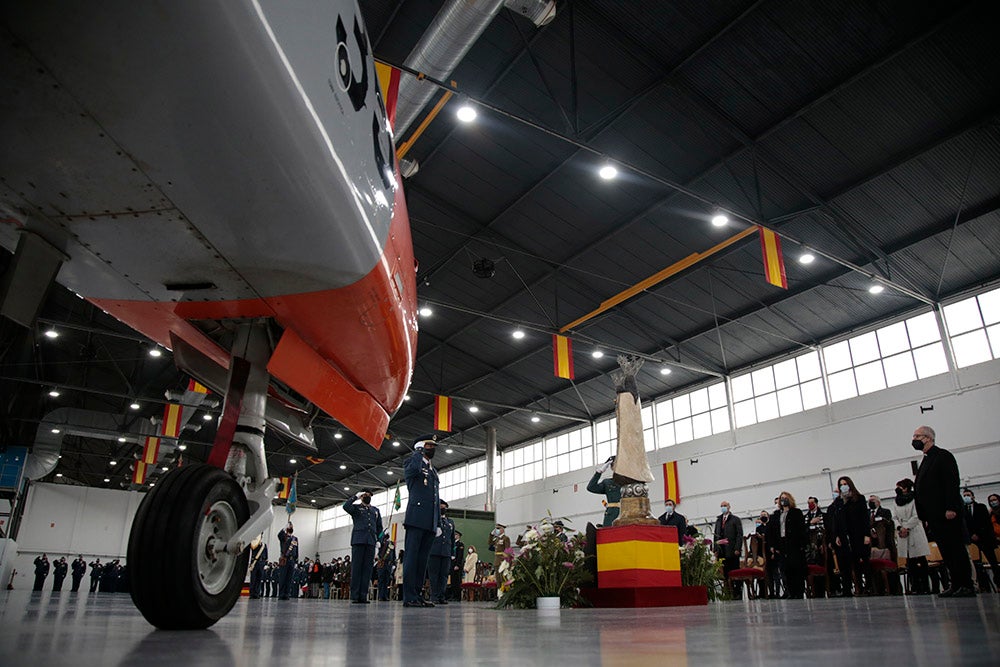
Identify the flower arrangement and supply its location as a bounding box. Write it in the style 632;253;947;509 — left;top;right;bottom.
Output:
496;514;592;609
679;534;728;601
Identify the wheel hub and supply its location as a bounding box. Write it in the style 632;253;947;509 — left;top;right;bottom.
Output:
197;500;238;595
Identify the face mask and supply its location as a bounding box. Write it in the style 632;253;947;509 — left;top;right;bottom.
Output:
760;516;768;524
440;508;447;515
780;499;789;508
361;496;371;505
720;506;729;514
868;501;877;510
469;549;473;554
911;439;925;451
963;496;973;505
424;447;436;460
807;502;816;511
664;505;674;515
990;500;999;509
755;522;761;527
839;484;850;496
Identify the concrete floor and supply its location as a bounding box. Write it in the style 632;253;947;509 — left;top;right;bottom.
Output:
1;591;998;666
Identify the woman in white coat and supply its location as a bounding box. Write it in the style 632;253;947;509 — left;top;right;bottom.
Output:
892;478;931;594
463;545;479;583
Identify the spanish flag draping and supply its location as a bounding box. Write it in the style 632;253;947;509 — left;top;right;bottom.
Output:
434;395;452;431
596;525;681;588
161;402;183;439
663;460;680;503
187;379;209;394
552;334;575;380
375;63;402;130
758;226;788;289
278;476;292;500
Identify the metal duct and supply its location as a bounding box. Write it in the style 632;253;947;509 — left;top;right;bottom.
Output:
24;407;157;480
393;0;555;138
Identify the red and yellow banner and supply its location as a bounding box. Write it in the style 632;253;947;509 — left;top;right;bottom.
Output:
434;395;452;431
390;523;398;545
663;461;680;503
552;334;575;380
132;436;161;485
596;525;681;588
758;226;788;289
375;63;402;130
187;379;209;394
278;476;291;500
161;403;182;439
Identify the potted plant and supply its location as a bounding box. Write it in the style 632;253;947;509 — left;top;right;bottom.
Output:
496;515;592;609
679;534;728;601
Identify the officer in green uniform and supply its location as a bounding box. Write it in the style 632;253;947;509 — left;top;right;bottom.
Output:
587;456;621;526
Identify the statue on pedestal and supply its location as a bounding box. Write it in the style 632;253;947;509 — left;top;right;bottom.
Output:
610;355;658;526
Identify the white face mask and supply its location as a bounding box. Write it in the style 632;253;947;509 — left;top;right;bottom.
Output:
664;505;674;514
720;506;729;514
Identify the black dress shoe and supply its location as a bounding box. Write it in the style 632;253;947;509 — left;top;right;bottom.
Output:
950;587;976;598
435;600;449;605
421;600;435;607
402;601;420;607
938;588;955;598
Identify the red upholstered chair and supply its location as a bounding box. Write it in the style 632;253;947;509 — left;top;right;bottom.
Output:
460;582;481;602
806;564;827;598
727;535;766;599
869;557;899;595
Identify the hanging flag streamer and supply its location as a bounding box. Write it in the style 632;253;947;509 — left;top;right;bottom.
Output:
375;62;402;131
393;483;402;511
286;473;298;515
662;461;680;504
278;476;291;500
758;226;788;289
390;522;398;545
552;334;575;380
434;395;452;432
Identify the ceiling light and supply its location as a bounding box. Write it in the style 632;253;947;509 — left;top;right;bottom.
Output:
512;329;525;340
177;444;187;451
334;432;343;439
339;464;347;470
58;455;62;459
161;466;168;472
289;458;297;464
598;164;617;180
711;213;728;227
103;478;110;483
868;284;885;295
445;448;454;454
469;405;479;413
148;347;163;358
418;307;433;317
592;350;604;359
387;471;394;476
310;499;316;503
51;428;60;434
149;483;155;487
55;473;62;478
44;329;59;339
117;436;127;443
456;104;477;123
392;440;401;447
48;389;60;398
403;395;411;401
344;486;350;491
129;402;141;410
660;367;672;376
798;253;815;265
109;460;117;466
531;415;540;423
202;413;213;421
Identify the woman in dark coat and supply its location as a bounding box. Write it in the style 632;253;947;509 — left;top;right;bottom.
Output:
766;491;808;598
828;475;871;596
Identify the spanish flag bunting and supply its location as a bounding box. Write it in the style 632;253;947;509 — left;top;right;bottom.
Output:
161;402;182;439
375;62;402;131
758;226;788;289
187;379;209;394
434;395;452;431
132;460;146;485
552;334;575;380
663;460;680;504
278;476;291;500
390;523;398;544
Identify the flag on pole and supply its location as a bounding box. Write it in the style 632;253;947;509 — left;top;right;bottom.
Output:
375;63;402;130
758;226;788;289
286;473;297;515
434;395;452;431
390;523;398;545
552;334;575;380
393;482;401;511
663;461;680;503
278;476;291;500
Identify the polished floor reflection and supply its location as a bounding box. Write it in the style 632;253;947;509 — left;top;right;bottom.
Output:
1;590;998;666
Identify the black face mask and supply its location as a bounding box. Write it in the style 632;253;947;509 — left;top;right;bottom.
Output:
895;489;914;506
780;499;789;508
868;501;877;510
760;516;768;524
361;496;371;505
424;447;436;460
911;439;925;451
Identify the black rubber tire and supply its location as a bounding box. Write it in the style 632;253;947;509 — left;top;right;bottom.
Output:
128;464;249;630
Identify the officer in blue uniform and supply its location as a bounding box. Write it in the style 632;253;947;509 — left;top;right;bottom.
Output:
402;434;440;607
70;555;86;592
248;535;268;599
344;489;383;603
427;499;455;604
277;522;299;600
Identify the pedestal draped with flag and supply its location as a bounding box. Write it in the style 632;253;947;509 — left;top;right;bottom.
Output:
434;395;452;431
758;226;788;289
552;334;575;380
663;461;680;503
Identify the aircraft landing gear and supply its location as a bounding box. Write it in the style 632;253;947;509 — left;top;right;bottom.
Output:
129;321;277;629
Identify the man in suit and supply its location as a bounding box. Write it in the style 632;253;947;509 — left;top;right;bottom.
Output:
32;554;49;592
913;425;975;597
963;488;1000;589
345;489;383;603
402;434;440;607
868;495;897;560
428;499;455;604
248;534;268;599
657;499;687;543
713;501;744;599
70;555;86;592
277;522;299;600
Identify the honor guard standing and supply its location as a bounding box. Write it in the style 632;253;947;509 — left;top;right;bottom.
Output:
402;434;440;607
269;562;280;597
277;522;299;600
449;531;465;601
587;457;622;526
248;534;268;599
70;555;86;592
88;558;102;592
52;557;68;591
344;489;384;603
428;499;455;604
489;524;510;572
32;554;50;591
262;561;273;598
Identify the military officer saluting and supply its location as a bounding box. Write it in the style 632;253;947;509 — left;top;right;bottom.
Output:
344;489;383;603
587;456;622;526
32;554;50;592
277;522;299;600
402;434;440;607
88;558;102;593
428;499;455;604
70;555;86;592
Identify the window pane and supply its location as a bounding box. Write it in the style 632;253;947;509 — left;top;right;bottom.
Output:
513;468;523;486
557;435;569;455
988;323;1000;359
641;405;654;430
557;454;569;475
546;457;557;477
580;426;593;446
877;321;910;357
569;449;582;471
596;440;613;463
776;386;803;416
796;351;822;381
674;418;693;444
595;420;611;443
658;423;675;448
692;413;712;439
913;342;948;378
828;369;858;402
730;374;753;402
751;367;776;396
673;394;691;419
503;470;513;487
801;378;826;410
734;400;756;428
906;312;940;347
568;429;581;450
690;388;710;415
979;288;1000;326
711;407;730;434
533;462;543;480
708;382;727;409
513;448;523;467
643;429;655;452
952;329;992;368
773;358;799;390
755;392;780;423
944;297;983;335
580;448;593;468
882;352;917;387
854;360;887;395
849;332;881;365
824;340;852;373
655;400;673;425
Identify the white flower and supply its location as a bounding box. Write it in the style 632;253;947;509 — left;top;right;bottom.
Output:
538;523;554;535
523;529;539;542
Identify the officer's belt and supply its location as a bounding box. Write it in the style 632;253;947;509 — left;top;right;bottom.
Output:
606;502;621;508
